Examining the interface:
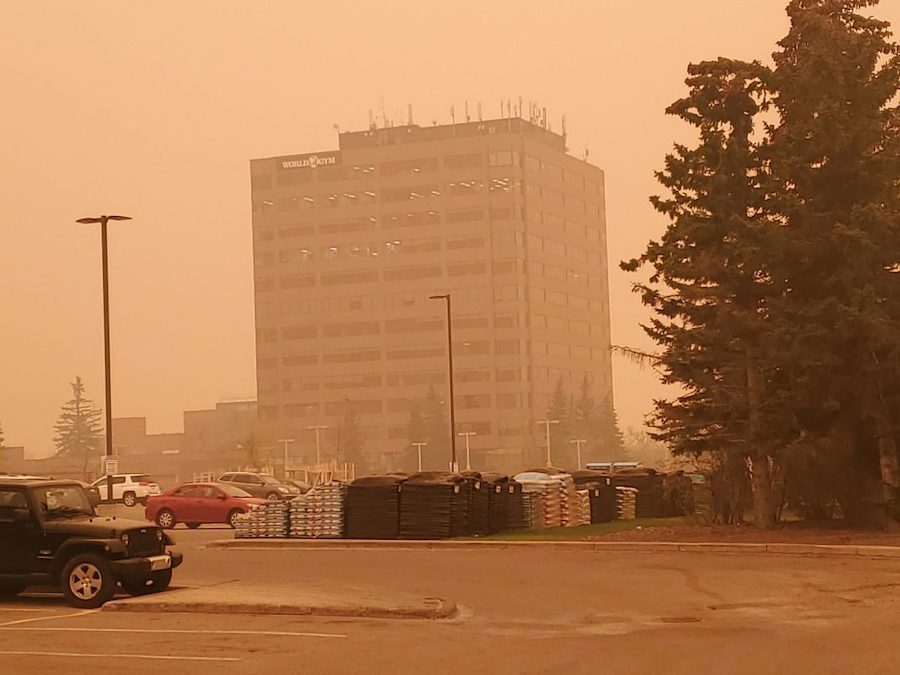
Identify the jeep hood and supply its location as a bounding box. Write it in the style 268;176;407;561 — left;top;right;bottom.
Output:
43;515;157;538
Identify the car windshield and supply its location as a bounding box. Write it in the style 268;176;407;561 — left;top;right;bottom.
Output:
260;475;281;485
219;484;253;498
36;485;94;519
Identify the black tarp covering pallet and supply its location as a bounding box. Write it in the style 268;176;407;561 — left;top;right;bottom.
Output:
610;471;665;518
344;475;405;539
481;473;510;535
399;472;469;540
588;485;618;523
505;480;527;529
462;471;491;536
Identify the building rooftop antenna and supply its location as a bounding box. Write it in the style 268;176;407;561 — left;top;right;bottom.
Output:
477;101;482;122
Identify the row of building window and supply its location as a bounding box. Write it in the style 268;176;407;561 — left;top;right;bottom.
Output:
253;152;600;191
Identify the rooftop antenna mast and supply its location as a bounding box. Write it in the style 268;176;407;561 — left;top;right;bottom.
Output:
369;108;375;130
408;103;413;126
477;101;482;121
465;100;470;122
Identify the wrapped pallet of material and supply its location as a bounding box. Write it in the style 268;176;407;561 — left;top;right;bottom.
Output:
461;471;491;536
514;472;561;528
289;484;346;538
577;490;592;526
477;473;509;535
234;500;288;538
521;491;543;529
589;484;617;523
611;470;665;518
616;486;638;520
505;480;527;530
345;474;406;539
399;472;468;540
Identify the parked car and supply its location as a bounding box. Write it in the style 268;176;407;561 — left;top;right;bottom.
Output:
0;476;182;608
286;479;311;494
217;472;301;501
91;474;162;507
145;482;266;529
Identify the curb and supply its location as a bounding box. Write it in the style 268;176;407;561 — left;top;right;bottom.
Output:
207;538;900;558
103;593;456;621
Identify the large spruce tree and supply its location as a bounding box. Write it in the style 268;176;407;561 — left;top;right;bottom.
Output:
764;0;900;518
53;377;104;477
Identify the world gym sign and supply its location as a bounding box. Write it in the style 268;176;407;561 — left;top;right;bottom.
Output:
279;153;340;170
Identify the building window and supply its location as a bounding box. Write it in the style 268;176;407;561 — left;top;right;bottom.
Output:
444;153;482;169
383;266;443;281
323;350;382;364
445;208;483;223
447;180;483;197
282;325;318;340
381;185;440;202
322;321;380;338
380;158;439;177
446;236;485;250
447;262;487;276
321;271;379;286
488;151;518;167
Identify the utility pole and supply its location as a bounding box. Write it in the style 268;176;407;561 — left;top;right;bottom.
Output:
570;439;587;470
536;420;559;468
412;442;427;471
76;214;131;502
458;432;476;471
429;294;457;472
306;426;328;465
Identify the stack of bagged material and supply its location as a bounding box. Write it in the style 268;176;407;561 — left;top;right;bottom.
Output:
234;500;288;538
521;490;543;529
554;474;579;527
576;490;592;526
399;472;468;540
505;480;527;530
616;486;638;520
515;472;561;528
345;475;405;539
482;473;510;534
611;470;665;518
462;472;490;536
289;484;346;538
588;484;618;523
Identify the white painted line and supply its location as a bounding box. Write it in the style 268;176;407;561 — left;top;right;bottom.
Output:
0;626;348;639
0;650;239;662
0;610;96;627
0;607;63;613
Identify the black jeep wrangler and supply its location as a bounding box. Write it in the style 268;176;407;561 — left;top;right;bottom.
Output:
0;477;183;608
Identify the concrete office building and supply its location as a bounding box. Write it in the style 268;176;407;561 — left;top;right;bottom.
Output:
250;114;612;472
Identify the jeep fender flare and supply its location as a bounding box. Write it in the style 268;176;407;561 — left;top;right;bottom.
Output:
51;538;126;577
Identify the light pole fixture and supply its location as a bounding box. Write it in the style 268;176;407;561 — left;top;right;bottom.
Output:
536;420;559;468
458;431;476;471
306;425;328;465
412;442;427;471
429;294;457;472
76;214;131;502
277;438;295;477
570;439;587;470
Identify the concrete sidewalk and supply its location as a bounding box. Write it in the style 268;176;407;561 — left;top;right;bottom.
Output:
103;581;456;620
209;538;900;558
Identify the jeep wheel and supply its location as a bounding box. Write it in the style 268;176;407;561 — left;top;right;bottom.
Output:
61;554;116;609
228;509;243;529
156;509;176;529
186;522;201;529
122;569;172;596
123;491;137;507
0;581;27;597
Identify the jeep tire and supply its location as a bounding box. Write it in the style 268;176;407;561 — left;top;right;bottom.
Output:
122;569;172;596
123;491;137;507
61;553;117;609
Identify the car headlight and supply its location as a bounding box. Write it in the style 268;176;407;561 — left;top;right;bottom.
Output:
121;533;130;547
277;486;289;493
156;529;164;541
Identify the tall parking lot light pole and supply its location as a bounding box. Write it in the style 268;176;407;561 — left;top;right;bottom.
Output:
429;294;457;472
277;438;295;478
76;214;131;502
536;420;559;468
458;432;476;471
570;439;587;470
412;442;427;471
306;426;328;465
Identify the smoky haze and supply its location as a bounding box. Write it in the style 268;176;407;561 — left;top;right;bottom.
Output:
1;1;897;456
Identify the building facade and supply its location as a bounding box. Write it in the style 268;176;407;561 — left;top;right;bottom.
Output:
250;117;612;472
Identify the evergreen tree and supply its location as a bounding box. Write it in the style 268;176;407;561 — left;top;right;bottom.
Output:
623;57;790;527
421;385;450;470
596;395;627;461
53;377;104;478
545;377;572;468
764;0;900;518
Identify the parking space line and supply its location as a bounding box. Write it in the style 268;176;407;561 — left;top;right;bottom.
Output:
0;650;239;662
0;607;62;613
0;610;96;627
0;626;348;639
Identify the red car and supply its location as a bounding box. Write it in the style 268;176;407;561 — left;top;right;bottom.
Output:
145;482;266;529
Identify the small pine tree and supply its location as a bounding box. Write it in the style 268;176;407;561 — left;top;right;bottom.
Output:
422;385;450;470
545;377;572;467
335;399;365;471
53;377;104;479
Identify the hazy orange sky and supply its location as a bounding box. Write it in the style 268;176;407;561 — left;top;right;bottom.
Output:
2;1;897;456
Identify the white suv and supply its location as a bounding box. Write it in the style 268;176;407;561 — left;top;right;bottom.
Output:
91;474;161;507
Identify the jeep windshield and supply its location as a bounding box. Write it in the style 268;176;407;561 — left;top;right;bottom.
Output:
36;485;95;519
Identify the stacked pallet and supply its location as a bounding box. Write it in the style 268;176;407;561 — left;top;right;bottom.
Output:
463;472;491;536
515;472;562;528
555;474;579;527
481;474;510;534
234;500;289;538
576;490;592;526
588;484;618;523
399;472;468;540
289;484;346;538
611;471;665;518
616;486;638;520
505;480;528;530
521;490;543;529
345;475;405;539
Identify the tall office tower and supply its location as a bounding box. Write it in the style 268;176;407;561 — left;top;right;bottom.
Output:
250;116;611;472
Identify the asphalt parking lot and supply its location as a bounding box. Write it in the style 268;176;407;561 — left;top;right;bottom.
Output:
3;535;900;674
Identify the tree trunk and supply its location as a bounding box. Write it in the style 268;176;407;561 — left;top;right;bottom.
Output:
747;349;777;529
749;449;777;529
869;396;899;528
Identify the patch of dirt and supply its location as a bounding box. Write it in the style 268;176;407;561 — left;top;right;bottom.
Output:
590;523;900;546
